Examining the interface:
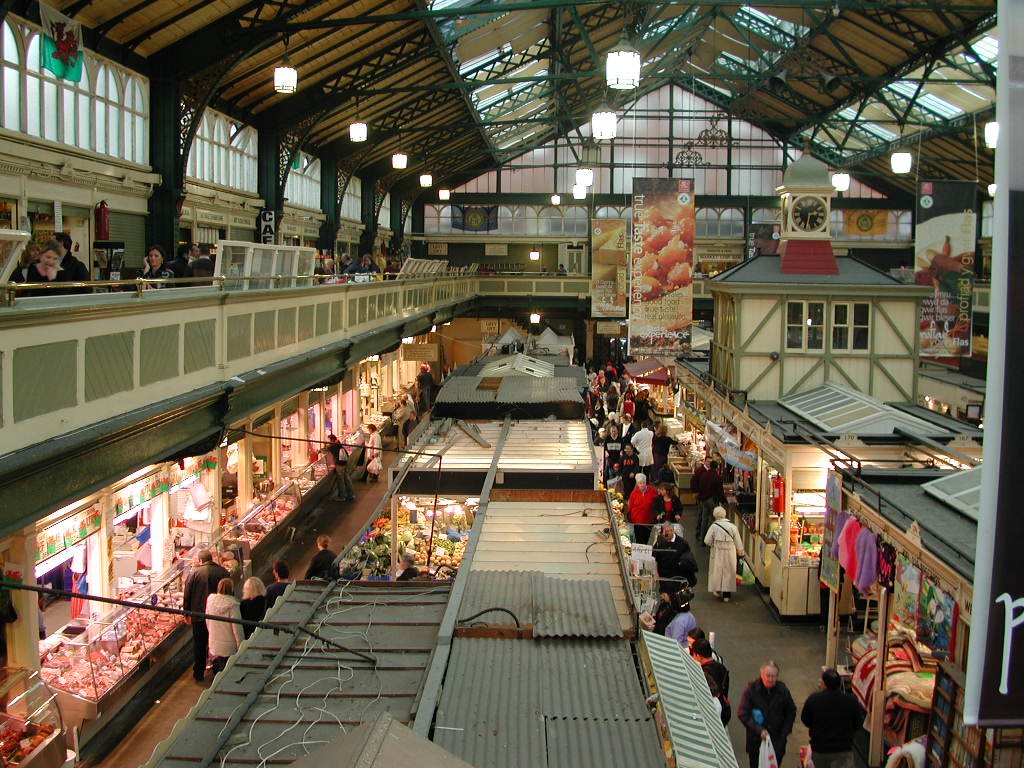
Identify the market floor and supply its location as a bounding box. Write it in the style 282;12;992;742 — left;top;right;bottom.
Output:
94;465;395;768
95;490;836;768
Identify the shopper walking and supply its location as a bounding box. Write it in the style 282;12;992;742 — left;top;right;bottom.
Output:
692;456;724;542
205;578;244;674
305;535;338;580
627;472;659;545
264;560;291;609
631;420;655;477
182;550;230;682
693;638;732;724
705;505;745;602
652;423;678;477
239;577;267;639
364;423;383;482
654;483;684;524
801;669;864;768
738;661;798;768
653;522;699;593
663;588;699;649
416;363;434;413
324;434;354;501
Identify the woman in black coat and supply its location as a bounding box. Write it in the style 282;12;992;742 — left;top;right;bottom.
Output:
239;577;267;639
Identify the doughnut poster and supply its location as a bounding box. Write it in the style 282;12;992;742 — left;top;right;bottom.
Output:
629;178;695;355
591;218;628;317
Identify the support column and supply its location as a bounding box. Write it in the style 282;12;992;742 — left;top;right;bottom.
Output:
7;535;39;670
258;128;283;242
868;588;891;767
359;172;379;256
824;588;840;668
148;75;182;250
411;200;425;258
390;195;406;253
319;153;339;254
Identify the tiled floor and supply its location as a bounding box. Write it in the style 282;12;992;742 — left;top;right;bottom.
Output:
95;484;831;768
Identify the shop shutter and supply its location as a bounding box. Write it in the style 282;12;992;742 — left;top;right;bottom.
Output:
107;211;147;267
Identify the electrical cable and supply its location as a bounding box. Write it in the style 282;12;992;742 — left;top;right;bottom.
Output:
456;607;520;628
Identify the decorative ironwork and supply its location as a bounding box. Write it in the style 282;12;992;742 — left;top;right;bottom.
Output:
278;111;325;197
336;156;360;215
694;113;731;148
674;141;708;167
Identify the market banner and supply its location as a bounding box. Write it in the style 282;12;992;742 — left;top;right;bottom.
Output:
704;421;756;473
629;178;695;355
38;3;84;83
819;471;841;592
591;218;628;317
915;180;976;358
844;209;888;236
451;205;498;232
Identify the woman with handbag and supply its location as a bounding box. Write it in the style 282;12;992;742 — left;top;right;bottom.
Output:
364;423;383;482
704;505;745;602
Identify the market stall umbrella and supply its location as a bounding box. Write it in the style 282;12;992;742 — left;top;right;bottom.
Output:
625;357;673;385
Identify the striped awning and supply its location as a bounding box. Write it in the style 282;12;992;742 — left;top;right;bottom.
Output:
642;631;739;768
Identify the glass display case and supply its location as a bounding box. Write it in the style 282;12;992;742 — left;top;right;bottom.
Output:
222;481;301;549
0;669;63;768
39;568;186;705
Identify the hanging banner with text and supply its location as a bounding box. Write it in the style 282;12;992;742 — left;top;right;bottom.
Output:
591;218;628;317
629;178;695;356
820;471;841;592
915;180;976;358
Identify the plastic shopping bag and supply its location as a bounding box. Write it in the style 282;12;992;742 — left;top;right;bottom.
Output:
759;734;779;768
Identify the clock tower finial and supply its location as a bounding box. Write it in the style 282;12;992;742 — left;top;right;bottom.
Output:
776;154;839;275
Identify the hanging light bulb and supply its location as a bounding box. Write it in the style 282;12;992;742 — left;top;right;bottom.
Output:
988;183;997;197
831;172;851;192
984;121;999;149
438;189;451;201
419;174;433;188
890;151;912;174
529;247;541;261
529;312;541;324
349;121;367;142
576;167;594;187
550;194;561;205
392;152;408;169
591;104;617;140
572;184;587;200
606;32;641;90
273;43;298;94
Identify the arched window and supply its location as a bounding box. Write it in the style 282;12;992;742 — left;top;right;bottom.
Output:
0;18;148;162
185;108;257;193
284;152;321;211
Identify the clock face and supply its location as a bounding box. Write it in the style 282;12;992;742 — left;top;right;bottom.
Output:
792;196;828;232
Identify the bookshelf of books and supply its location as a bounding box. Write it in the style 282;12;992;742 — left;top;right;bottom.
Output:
925;662;988;768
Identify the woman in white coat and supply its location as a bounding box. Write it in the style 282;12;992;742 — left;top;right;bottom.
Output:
704;505;744;602
206;578;244;674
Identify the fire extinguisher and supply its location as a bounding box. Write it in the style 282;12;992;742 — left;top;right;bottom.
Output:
771;474;785;516
95;200;110;241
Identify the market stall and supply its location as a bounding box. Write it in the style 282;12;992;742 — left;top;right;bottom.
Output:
0;669;64;768
624;356;675;416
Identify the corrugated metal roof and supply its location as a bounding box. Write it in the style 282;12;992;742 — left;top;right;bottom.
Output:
147;583;452;768
435;376;583;405
642;631;739;768
479;353;556;378
458;570;623;638
433;638;663;768
405;421;504;471
470;501;631;632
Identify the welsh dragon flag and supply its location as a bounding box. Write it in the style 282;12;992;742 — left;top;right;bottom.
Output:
38;3;83;82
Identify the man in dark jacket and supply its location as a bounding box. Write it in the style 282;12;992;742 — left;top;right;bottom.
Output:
182;549;230;681
305;535;338;580
737;661;798;768
801;669;864;768
55;232;90;291
691;457;724;541
653;522;698;592
264;560;292;609
693;638;731;724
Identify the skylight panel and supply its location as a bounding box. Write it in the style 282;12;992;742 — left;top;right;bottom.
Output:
859;121;899;141
972;35;998;62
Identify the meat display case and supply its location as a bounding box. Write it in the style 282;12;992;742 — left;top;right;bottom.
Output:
0;668;64;768
38;567;187;726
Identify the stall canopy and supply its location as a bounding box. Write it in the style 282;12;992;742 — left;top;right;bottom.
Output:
642;631;739;768
626;357;673;386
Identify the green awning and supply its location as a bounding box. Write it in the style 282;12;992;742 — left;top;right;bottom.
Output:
642;630;739;768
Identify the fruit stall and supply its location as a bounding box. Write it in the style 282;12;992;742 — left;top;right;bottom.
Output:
343;496;479;580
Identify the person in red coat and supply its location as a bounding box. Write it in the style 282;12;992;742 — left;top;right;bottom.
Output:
628;473;660;545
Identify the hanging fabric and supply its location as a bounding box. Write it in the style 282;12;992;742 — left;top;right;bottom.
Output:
892;553;922;629
853;528;878;593
918;575;958;660
876;541;897;592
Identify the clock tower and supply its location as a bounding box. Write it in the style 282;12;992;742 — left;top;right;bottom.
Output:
776;155;839;275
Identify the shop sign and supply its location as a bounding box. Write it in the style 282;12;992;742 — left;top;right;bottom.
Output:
258;209;276;244
230;215;252;227
197;209;226;225
302;224;321;238
281;222;300;235
819;471;841;591
596;320;624;335
427;242;448;256
35;505;102;565
179;205;194;220
480;319;499;335
484;242;507;257
402;343;438;361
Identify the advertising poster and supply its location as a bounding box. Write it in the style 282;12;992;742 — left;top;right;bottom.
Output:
629;178;695;356
591;218;628;317
820;471;841;591
915;181;976;357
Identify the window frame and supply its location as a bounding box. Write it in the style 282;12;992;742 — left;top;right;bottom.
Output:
831;301;871;352
785;300;826;351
